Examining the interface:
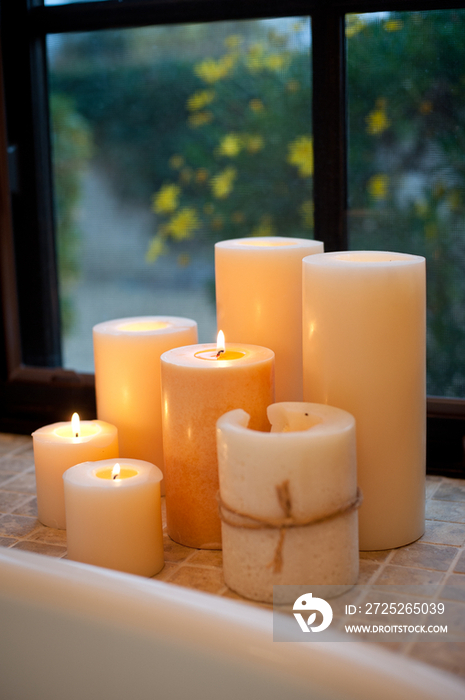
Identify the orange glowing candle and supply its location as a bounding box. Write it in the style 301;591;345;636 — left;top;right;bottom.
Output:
161;332;274;549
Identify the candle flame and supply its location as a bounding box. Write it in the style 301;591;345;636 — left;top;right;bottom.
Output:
216;330;225;357
112;463;121;480
71;412;80;438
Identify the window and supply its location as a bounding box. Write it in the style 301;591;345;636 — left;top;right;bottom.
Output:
0;0;464;476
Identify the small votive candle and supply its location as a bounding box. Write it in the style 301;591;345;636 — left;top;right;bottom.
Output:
63;458;164;577
32;415;118;529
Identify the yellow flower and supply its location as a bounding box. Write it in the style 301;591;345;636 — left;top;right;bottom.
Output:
287;136;314;177
345;14;367;38
252;216;275;237
367;174;389;200
286;80;300;93
300;200;314;228
224;35;242;50
245;135;264;153
145;235;166;263
204;203;215;215
166;207;199;241
186;90;215;112
211;167;237;199
217;134;242;157
425;223;438;240
266;53;288;71
232;211;245;224
188;110;214;128
152;184;181;214
212;216;224;230
179;167;193;184
366;99;391;135
249;98;264;113
169;154;184;170
195;168;209;183
177;252;191;267
384;19;403;32
194;55;235;84
246;43;265;71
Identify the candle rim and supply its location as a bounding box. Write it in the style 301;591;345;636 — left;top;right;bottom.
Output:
93;315;198;336
63;458;163;487
32;420;117;443
161;343;274;366
216;236;323;250
217;404;355;438
303;250;425;268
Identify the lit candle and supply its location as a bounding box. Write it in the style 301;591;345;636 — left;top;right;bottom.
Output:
215;236;323;401
161;332;274;549
217;403;360;604
32;415;118;529
93;316;198;491
303;251;426;550
63;458;164;577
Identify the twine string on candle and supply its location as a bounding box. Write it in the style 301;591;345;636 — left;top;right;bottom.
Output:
218;482;363;574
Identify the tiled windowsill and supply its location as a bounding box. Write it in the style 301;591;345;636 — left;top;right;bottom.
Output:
0;432;464;683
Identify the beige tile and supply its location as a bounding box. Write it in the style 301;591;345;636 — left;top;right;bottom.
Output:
0;434;31;455
408;641;465;678
441;574;465;603
12;540;67;558
434;481;465;503
390;542;458;571
375;564;443;592
426;499;465;524
425;476;442;499
151;562;178;582
359;550;391;562
357;558;380;584
454;551;465;574
168;565;225;594
0;453;35;473
0;536;17;547
420;520;465;546
188;549;223;568
26;524;67;546
163;534;197;563
11;496;38;518
0;472;36;494
0;514;40;538
0;491;30;514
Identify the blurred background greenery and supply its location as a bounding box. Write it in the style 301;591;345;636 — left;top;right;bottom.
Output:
48;11;465;396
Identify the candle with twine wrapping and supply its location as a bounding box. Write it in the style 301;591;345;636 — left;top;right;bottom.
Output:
216;403;360;604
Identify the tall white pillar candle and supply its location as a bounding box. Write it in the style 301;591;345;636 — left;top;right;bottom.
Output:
64;458;164;577
93;316;198;489
303;251;426;551
215;237;323;401
32;418;118;529
217;403;359;604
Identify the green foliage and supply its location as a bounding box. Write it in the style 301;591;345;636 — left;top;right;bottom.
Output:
50;94;93;334
347;10;465;396
147;23;313;257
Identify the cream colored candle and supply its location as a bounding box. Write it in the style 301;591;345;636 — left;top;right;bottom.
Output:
217;403;359;604
215;237;323;401
303;251;426;551
63;458;164;577
161;338;274;549
93;316;198;490
32;416;118;529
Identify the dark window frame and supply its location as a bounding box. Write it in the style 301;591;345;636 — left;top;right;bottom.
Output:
0;0;464;476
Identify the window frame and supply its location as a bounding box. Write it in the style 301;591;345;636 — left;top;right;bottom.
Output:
0;0;464;476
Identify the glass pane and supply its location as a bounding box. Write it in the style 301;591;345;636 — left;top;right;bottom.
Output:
346;11;465;398
47;18;313;372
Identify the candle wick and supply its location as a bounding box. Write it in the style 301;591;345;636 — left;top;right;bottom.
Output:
216;349;225;358
112;473;118;480
75;432;79;438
